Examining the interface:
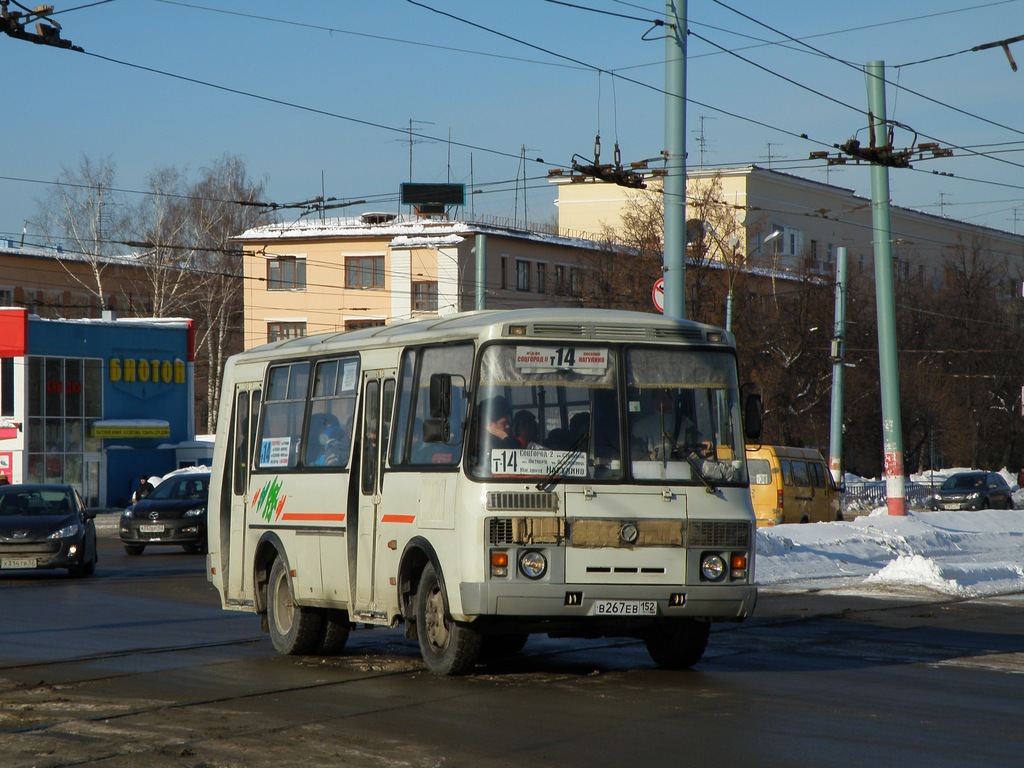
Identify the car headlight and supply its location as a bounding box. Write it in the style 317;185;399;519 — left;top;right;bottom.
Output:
700;553;726;581
49;522;83;539
967;492;981;500
185;506;206;517
122;508;135;519
518;550;547;580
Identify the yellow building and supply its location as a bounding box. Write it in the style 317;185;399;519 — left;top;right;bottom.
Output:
552;165;1024;285
234;213;606;349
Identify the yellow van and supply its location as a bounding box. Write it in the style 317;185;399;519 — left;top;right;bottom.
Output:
746;445;842;527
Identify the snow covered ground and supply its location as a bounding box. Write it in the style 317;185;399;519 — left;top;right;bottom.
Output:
757;468;1024;597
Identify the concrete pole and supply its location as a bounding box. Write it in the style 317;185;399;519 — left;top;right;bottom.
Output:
866;61;906;515
474;233;486;311
828;246;848;486
662;0;687;320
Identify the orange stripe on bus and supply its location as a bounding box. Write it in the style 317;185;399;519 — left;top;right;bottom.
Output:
381;514;416;524
280;513;346;522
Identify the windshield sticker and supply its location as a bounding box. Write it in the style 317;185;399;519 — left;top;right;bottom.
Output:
259;436;292;467
515;346;608;374
490;448;588;477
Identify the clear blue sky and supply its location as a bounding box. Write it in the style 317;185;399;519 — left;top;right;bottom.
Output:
2;0;1022;245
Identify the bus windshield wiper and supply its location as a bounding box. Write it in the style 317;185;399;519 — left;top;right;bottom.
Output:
686;453;718;494
535;431;590;492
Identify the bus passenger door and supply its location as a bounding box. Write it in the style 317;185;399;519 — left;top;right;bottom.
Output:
353;372;395;613
225;385;260;602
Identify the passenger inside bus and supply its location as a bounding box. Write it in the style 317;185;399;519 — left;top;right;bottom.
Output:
511;409;543;449
306;412;348;467
479;396;519;456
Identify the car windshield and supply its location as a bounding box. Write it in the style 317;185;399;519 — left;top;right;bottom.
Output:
146;475;210;501
942;474;984;490
0;488;74;516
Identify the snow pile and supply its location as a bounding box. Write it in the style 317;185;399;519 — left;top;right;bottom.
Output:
755;507;1024;597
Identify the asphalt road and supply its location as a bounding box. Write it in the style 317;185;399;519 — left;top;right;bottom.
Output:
1;514;1023;768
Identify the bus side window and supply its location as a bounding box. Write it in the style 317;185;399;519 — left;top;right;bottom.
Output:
257;362;309;470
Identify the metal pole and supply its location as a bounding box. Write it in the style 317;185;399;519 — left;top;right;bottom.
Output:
474;233;487;311
662;0;687;320
866;60;906;515
828;246;848;486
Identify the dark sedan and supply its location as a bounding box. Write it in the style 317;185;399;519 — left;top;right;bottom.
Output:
119;472;210;555
928;471;1014;511
0;484;98;577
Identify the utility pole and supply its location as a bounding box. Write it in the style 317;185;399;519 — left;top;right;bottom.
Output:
866;60;907;516
828;246;848;487
662;0;687;321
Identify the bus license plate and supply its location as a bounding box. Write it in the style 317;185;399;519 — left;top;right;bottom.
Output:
2;557;37;569
139;524;165;534
591;600;657;616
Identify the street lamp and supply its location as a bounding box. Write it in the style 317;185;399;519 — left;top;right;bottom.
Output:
725;229;782;332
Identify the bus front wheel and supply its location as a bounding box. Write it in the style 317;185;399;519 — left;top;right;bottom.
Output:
644;619;710;669
267;557;323;655
415;562;481;676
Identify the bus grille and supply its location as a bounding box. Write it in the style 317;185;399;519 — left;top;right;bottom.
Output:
486;491;558;512
686;521;751;548
489;517;565;545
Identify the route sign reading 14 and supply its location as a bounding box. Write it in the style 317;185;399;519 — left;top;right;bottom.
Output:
515;346;608;374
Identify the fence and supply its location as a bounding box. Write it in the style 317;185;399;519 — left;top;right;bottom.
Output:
841;480;937;517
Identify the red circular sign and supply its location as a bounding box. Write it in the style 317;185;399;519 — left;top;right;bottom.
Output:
652;277;665;312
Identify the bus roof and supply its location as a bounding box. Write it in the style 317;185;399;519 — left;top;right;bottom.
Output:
239;308;733;361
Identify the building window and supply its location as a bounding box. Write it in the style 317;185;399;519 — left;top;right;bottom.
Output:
569;267;583;297
267;256;306;291
345;318;385;331
0;287;13;307
500;255;509;290
516;260;531;291
267;322;306;342
345;256;385;289
412;281;438;312
554;265;566;295
536;263;546;294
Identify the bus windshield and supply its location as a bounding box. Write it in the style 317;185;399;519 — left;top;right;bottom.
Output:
468;343;748;486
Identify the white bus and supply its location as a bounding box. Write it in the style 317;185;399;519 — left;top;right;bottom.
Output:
207;308;763;675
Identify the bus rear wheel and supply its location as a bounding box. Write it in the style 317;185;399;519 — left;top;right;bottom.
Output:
315;609;352;655
415;562;481;676
267;557;323;655
644;619;710;669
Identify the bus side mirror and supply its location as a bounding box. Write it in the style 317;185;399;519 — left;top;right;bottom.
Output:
422;418;450;443
429;373;452;419
744;393;763;440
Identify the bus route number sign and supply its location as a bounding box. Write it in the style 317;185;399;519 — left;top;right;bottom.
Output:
515;346;608;374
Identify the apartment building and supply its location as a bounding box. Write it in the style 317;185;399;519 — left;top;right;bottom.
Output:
234;213;605;349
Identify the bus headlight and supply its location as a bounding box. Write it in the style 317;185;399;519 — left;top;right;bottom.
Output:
519;550;547;580
700;553;726;581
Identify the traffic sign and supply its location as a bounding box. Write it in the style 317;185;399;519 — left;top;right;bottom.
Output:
652;277;664;312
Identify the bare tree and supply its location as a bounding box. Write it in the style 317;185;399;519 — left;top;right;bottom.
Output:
185;154;272;433
33;154;132;306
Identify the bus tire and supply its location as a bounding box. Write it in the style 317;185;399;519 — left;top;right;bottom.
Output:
644;619;710;669
415;562;481;676
267;557;323;655
316;609;352;655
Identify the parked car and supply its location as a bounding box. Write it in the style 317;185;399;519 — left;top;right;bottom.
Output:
928;471;1013;511
0;484;98;577
119;471;210;555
